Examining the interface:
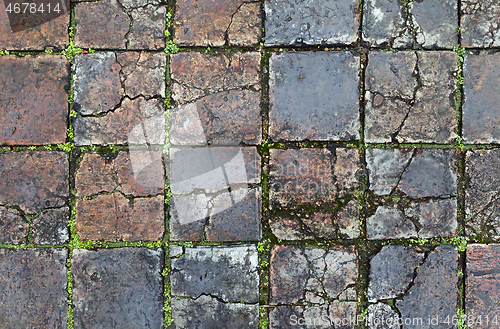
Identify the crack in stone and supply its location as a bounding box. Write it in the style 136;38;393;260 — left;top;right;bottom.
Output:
391;148;417;195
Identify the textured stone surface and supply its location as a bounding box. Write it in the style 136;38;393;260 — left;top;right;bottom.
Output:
365;51;457;143
172;295;259;329
265;0;359;46
269;199;360;240
461;0;500;47
75;194;164;242
74;0;165;49
0;55;69;145
466;244;500;327
174;0;261;46
0;249;68;328
270;245;357;305
269;52;359;142
466;149;500;240
463;52;500;143
0;207;28;245
269;148;359;209
367;303;400;329
32;207;69;245
0;151;69;213
363;0;457;49
270;303;357;329
72;248;164;329
170;245;259;303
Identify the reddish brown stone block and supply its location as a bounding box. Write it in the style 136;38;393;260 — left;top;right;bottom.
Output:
0;207;28;245
75;193;164;242
0;55;69;145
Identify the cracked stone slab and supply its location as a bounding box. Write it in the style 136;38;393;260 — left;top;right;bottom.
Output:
174;0;261;46
170;244;259;303
269;303;357;329
269;199;360;240
363;0;457;49
270;245;357;305
466;244;500;325
264;0;359;46
269;52;360;142
74;0;165;49
76;151;164;197
461;0;500;47
0;151;69;214
367;303;400;329
32;207;69;245
463;52;500;144
465;149;500;240
269;148;359;209
75;193;164;242
170;52;261;146
0;248;68;328
0;207;28;245
72;248;164;329
0;55;69;145
365;51;457;143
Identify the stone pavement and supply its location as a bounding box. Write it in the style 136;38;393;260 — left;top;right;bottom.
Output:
1;0;500;328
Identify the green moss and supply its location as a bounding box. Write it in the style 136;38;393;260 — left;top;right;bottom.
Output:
0;50;10;55
259;307;269;329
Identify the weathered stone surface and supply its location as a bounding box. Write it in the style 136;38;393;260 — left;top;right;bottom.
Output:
265;0;359;46
367;303;400;329
72;248;164;329
0;249;68;328
73;52;166;116
269;148;359;209
170;245;259;303
270;303;357;329
73;97;165;146
174;0;261;46
269;52;360;142
365;51;457;143
0;207;28;245
76;151;164;197
463;52;500;143
172;295;259;329
75;0;165;49
270;199;360;240
396;245;458;328
32;207;69;245
270;245;357;305
466;244;500;326
0;151;69;213
461;0;500;47
363;0;457;49
0;0;69;50
466;149;500;240
368;245;425;301
0;55;69;145
367;148;414;195
367;205;417;240
75;194;164;241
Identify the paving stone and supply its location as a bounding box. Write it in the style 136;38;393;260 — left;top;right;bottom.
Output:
170;244;259;303
269;303;357;329
466;244;500;326
463;52;500;144
75;194;164;242
174;0;261;46
465;149;500;240
264;0;359;46
461;0;500;47
0;248;68;328
270;245;357;305
269;199;360;240
72;248;164;329
172;295;259;329
367;303;399;329
74;0;165;49
170;52;261;146
269;52;360;142
76;151;164;197
0;207;28;245
269;148;359;209
0;151;69;213
363;0;457;49
32;207;69;245
0;55;69;145
367;205;418;240
0;0;69;50
365;51;457;143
